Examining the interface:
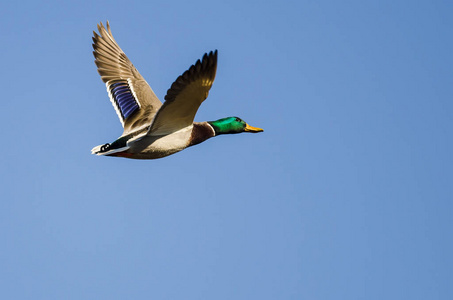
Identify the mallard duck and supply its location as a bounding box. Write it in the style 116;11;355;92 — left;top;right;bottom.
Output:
91;22;263;159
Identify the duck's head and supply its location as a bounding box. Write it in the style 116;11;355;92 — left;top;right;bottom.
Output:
208;117;263;135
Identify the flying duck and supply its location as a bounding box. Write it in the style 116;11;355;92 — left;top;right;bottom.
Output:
91;21;263;159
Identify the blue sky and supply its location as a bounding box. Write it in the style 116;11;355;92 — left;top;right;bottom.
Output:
1;0;452;299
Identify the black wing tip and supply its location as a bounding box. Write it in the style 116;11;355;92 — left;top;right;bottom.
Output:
200;50;218;63
201;49;218;69
164;50;218;102
206;49;218;62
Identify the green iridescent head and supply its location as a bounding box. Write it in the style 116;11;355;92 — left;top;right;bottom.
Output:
208;117;263;135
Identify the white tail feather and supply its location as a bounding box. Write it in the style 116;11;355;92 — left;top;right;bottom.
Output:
91;144;104;155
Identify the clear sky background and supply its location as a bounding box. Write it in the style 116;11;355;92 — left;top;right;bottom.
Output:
1;0;452;299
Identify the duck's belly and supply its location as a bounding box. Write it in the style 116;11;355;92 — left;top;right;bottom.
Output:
129;126;193;159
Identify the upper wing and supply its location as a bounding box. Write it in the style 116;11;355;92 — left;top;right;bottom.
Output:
92;21;162;135
147;50;218;136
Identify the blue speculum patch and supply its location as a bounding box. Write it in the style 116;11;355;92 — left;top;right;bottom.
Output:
110;82;139;119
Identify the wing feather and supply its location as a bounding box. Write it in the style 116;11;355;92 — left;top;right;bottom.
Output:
147;50;218;136
92;21;162;135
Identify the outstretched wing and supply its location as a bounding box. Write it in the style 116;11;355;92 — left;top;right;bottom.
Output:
147;50;218;136
93;21;162;135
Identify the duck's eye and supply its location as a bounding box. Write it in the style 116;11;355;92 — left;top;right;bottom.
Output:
235;117;242;122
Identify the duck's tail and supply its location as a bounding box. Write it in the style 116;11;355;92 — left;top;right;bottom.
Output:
91;144;105;155
91;143;130;156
